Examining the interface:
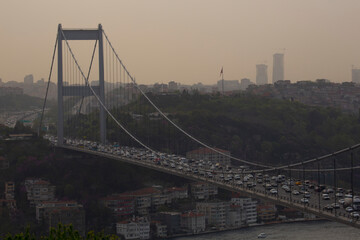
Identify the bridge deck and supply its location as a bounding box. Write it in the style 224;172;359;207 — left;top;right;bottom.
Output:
60;145;360;230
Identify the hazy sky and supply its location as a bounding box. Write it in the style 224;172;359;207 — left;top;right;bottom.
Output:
2;0;360;85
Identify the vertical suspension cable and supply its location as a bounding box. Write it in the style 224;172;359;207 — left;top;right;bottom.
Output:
289;165;292;203
334;157;337;217
302;161;305;208
317;162;321;211
351;152;354;208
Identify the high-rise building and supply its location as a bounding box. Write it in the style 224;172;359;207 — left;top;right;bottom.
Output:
272;53;284;83
352;68;360;83
24;74;34;85
256;64;268;85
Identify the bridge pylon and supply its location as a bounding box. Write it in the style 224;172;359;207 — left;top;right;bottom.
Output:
57;24;106;146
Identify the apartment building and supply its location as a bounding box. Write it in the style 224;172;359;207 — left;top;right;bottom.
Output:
25;179;56;206
181;211;206;233
196;201;229;228
117;217;150;239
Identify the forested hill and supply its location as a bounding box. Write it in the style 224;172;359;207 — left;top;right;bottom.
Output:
67;92;360;166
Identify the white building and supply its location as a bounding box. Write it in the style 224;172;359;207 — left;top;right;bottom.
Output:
25;179;56;206
231;197;257;224
226;205;246;227
152;221;167;238
117;217;150;240
181;212;206;233
196;201;229;228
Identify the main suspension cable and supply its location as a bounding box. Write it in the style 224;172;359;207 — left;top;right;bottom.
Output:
38;33;58;136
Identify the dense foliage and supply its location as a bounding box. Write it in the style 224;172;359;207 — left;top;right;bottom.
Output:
63;92;360;166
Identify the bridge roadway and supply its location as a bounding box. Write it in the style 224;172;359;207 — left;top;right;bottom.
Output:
60;144;360;230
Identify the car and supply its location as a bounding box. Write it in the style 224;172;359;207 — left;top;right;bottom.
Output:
270;189;278;195
331;203;340;209
327;188;334;193
292;190;300;195
351;212;360;218
264;183;272;190
346;206;354;212
247;182;254;188
301;198;309;204
324;204;333;210
339;199;345;205
304;191;311;198
315;185;326;192
335;192;343;198
236;180;243;186
322;194;330;200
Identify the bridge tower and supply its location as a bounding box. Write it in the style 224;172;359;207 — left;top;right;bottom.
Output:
57;24;106;146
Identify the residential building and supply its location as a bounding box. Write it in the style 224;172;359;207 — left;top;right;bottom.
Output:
166;187;188;201
151;221;167;238
117;216;150;240
226;205;246;227
186;147;231;167
181;211;205;233
0;199;17;214
101;194;135;218
273;53;284;83
36;201;85;235
190;182;218;200
231;197;257;224
256;64;268;85
257;204;277;222
25;179;56;206
196;201;229;228
5;182;15;200
120;187;161;215
155;212;181;235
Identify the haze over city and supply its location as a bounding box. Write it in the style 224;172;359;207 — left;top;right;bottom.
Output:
2;0;360;85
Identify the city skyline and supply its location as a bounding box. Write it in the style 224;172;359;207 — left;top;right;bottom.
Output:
2;1;360;85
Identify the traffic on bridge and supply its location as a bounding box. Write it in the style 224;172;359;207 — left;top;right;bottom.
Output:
45;135;360;229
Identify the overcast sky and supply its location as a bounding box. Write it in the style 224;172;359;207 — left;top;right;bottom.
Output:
1;0;360;85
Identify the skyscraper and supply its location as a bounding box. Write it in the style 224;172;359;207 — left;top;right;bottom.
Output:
256;64;268;85
352;67;360;83
272;53;284;83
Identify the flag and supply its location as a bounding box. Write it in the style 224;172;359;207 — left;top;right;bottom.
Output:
220;67;223;77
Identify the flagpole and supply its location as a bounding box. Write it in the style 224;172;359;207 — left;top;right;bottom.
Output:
222;67;224;95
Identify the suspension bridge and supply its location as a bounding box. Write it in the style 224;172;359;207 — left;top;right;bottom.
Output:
39;24;360;229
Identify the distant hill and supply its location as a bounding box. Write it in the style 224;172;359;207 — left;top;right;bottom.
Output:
0;94;54;112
